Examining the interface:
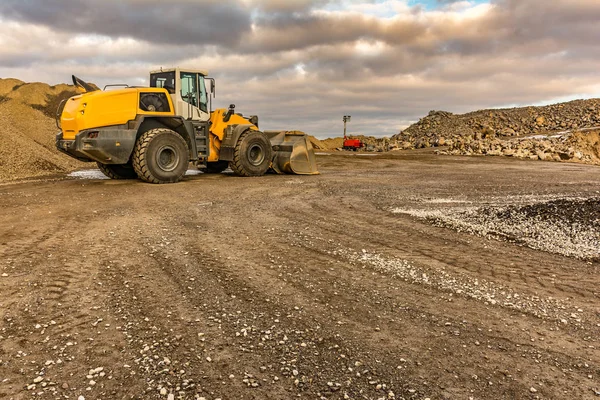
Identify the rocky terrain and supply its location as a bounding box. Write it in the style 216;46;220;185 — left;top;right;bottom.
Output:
394;99;600;145
441;129;600;164
391;99;600;165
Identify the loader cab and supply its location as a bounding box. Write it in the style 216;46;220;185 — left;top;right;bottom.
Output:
149;68;211;122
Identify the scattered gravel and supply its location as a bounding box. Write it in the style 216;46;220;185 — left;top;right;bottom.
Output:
393;197;600;260
337;248;577;323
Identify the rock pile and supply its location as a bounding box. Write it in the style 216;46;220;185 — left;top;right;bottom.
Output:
394;98;600;147
0;78;82;182
392;98;600;165
443;130;600;164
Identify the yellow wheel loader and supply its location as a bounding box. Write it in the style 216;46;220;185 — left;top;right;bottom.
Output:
55;68;318;183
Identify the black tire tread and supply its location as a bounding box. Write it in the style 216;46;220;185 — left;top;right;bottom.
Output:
96;162;138;180
229;130;271;177
132;128;188;184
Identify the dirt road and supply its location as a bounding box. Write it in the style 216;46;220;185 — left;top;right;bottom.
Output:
1;152;599;400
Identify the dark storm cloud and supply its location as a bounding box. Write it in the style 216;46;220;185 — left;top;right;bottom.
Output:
0;0;251;46
1;0;600;137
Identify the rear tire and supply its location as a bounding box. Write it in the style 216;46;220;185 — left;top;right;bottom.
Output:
97;162;138;179
229;130;272;177
132;128;189;184
204;160;229;174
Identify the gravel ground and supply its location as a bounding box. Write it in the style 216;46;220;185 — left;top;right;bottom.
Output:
393;197;600;260
1;151;599;400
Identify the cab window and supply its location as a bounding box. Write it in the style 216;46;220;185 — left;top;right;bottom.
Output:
150;72;175;94
198;75;208;113
180;72;198;108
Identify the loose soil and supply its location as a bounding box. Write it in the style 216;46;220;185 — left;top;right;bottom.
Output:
1;152;599;400
0;79;83;182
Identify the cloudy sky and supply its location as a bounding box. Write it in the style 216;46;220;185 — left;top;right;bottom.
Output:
0;0;599;138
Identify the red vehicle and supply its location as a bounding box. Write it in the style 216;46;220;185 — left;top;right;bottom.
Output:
343;138;364;151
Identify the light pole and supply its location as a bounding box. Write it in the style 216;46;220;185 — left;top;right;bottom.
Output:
343;115;351;139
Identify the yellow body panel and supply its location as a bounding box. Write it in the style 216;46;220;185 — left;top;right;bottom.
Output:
60;88;174;140
207;109;257;162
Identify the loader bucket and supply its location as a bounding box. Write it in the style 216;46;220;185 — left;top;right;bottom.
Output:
265;130;319;175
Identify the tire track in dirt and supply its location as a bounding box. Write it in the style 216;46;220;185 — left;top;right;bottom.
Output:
2;153;599;399
151;203;596;400
284;198;599;306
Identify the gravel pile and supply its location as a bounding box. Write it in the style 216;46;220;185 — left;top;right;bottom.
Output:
393;197;600;261
393;98;600;148
312;98;600;161
0;78;83;182
441;129;600;164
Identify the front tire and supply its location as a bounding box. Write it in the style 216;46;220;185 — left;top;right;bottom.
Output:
132;128;189;184
229;130;272;177
97;162;138;179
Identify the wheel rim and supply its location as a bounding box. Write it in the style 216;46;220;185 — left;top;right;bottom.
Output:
157;145;179;172
248;144;265;166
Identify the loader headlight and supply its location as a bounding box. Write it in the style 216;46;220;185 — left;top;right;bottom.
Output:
80;110;85;115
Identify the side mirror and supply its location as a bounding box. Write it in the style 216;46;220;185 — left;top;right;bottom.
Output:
207;78;216;98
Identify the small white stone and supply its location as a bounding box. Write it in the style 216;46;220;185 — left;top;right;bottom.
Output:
530;387;537;393
1;273;8;277
33;376;43;383
159;388;167;395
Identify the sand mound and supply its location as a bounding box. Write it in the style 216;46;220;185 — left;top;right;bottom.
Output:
0;78;25;97
0;80;84;182
7;82;74;107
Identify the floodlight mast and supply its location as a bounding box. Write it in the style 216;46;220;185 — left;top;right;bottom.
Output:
343;115;351;139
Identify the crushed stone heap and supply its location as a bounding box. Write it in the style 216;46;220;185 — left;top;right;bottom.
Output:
392;99;600;165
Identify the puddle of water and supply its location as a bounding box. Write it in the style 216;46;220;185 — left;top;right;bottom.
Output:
68;169;204;179
68;170;109;180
